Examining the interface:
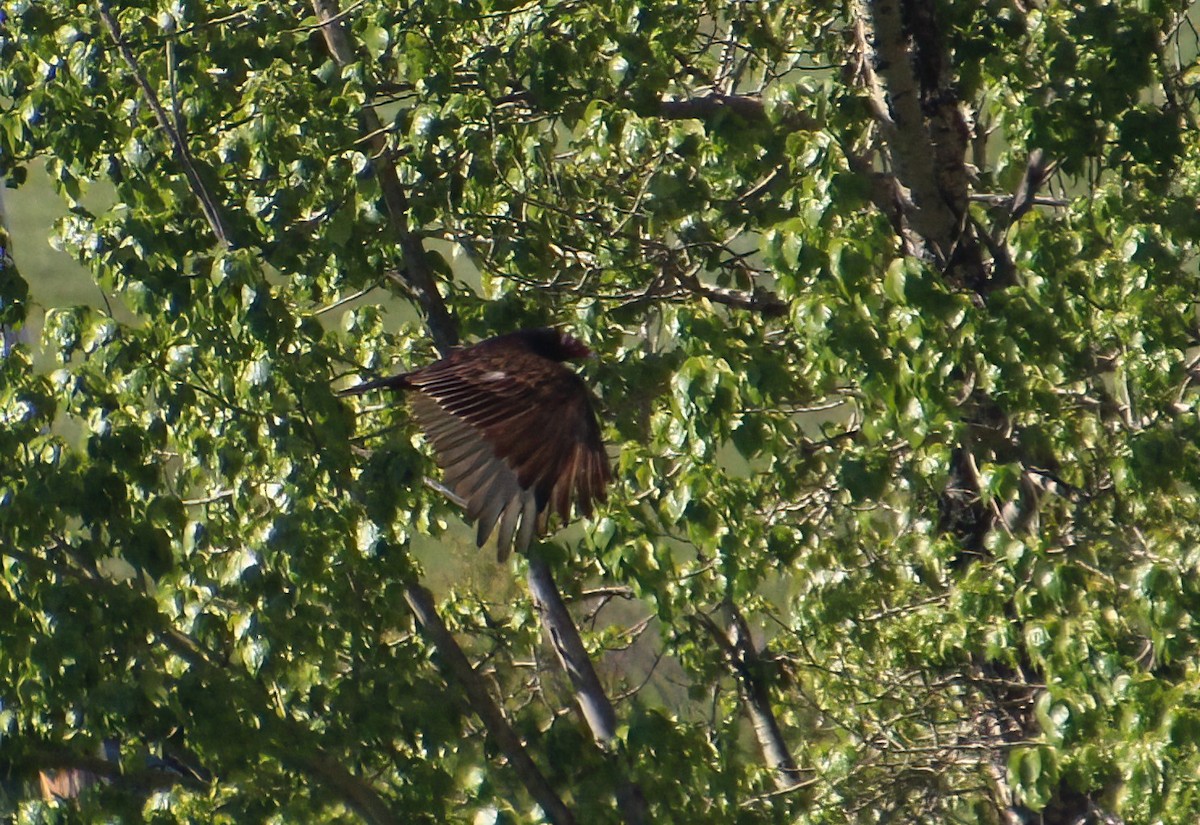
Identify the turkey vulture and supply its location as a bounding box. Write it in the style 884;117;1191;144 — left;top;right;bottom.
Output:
341;328;610;560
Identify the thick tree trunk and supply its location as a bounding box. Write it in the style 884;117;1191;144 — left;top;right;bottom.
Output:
849;1;1092;821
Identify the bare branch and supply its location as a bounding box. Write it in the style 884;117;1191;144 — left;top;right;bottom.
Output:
1006;148;1053;224
658;93;820;132
968;193;1068;210
679;275;788;317
308;12;629;821
695;609;805;791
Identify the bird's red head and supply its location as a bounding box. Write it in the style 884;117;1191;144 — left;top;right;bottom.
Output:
556;331;593;360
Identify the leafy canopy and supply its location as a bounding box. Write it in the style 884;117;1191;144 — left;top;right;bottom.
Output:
4;1;1200;822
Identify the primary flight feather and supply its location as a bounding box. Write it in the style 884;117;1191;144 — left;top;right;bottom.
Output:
341;328;611;560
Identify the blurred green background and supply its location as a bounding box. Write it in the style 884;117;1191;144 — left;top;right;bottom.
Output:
5;160;107;354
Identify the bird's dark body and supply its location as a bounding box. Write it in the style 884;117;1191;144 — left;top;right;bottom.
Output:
342;328;610;560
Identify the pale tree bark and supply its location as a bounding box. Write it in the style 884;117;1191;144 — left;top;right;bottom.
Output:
855;0;965;259
851;0;984;282
527;557;649;825
696;608;804;792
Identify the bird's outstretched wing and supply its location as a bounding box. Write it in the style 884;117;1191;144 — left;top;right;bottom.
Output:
406;348;609;560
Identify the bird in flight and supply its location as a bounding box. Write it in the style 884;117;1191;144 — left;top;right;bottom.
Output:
341;328;611;560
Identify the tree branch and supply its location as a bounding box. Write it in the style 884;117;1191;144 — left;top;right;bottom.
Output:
658;93;820;132
846;3;1085;819
1005;148;1053;225
157;611;404;825
311;0;457;356
309;11;637;822
403;582;576;825
23;744;206;800
4;542;402;825
97;2;233;247
968;193;1067;211
0;178;27;354
696;609;804;791
526;557;649;825
288;753;401;825
679;275;788;318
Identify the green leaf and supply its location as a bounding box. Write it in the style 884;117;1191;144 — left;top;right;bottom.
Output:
362;24;390;59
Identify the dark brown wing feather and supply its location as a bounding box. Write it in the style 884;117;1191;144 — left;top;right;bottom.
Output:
406;347;609;560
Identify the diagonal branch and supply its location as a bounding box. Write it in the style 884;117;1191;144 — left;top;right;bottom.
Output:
307;11;637;823
526;557;649;825
97;2;233;247
22;744;206;799
286;753;401;825
311;0;457;356
310;5;576;819
695;608;804;791
4;541;401;824
403;582;576;825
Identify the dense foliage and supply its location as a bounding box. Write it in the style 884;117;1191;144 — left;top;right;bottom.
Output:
4;0;1200;822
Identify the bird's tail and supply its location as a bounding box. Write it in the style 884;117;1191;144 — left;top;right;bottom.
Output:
337;373;413;396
